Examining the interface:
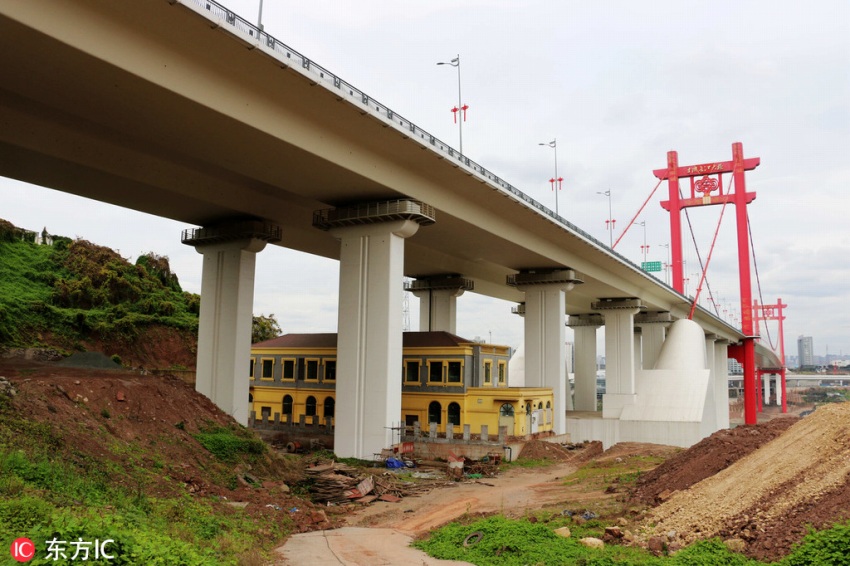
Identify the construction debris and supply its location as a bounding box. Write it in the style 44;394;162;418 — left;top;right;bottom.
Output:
304;460;459;505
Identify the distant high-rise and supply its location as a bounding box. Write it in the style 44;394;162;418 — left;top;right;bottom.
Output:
797;335;814;369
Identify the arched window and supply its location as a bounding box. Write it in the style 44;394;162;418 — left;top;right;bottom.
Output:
538;402;544;410
525;402;532;414
500;403;514;417
305;396;317;416
447;402;461;426
428;401;442;424
546;401;551;409
323;397;335;418
282;395;293;415
248;392;254;403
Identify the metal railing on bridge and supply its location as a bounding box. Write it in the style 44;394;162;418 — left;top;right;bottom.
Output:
176;0;651;275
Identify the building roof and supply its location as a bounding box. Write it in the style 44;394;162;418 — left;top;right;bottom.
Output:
253;331;475;349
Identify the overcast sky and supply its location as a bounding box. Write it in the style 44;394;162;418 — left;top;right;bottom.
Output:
3;0;849;360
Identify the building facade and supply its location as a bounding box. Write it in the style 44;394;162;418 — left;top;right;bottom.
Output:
249;331;554;437
797;335;814;369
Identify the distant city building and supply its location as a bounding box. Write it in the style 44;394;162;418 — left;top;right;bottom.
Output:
728;358;743;375
797;335;814;369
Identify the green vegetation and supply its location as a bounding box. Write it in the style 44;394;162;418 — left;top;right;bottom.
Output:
194;425;267;463
251;313;282;344
0;219;200;348
413;515;850;565
0;393;293;564
802;388;850;404
781;520;850;566
563;455;667;492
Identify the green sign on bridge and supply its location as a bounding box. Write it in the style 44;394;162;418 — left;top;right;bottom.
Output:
641;261;662;272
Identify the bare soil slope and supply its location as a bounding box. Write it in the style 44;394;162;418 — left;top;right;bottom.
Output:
640;403;850;561
0;358;341;534
631;417;798;505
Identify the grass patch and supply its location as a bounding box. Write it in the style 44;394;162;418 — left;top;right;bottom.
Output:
194;425;266;463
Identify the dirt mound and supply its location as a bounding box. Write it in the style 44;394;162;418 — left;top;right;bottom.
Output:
640;404;850;561
0;359;342;535
518;440;603;463
630;417;798;505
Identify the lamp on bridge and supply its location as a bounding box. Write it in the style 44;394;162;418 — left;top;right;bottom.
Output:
659;243;670;285
597;189;615;247
437;55;467;155
633;220;649;265
539;139;561;217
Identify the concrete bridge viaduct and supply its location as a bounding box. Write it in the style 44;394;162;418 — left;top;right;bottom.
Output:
0;0;781;457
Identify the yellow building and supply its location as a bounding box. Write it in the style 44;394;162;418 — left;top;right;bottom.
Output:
250;331;554;437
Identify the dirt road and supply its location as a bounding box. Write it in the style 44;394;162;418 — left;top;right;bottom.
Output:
276;461;583;565
344;461;583;536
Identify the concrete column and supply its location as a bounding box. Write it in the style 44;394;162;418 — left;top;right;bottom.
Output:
704;336;719;431
331;219;420;459
593;299;642;418
408;276;473;334
635;312;672;370
764;372;771;406
714;341;730;429
508;269;581;434
775;373;783;408
633;330;642;373
194;238;268;425
568;315;602;412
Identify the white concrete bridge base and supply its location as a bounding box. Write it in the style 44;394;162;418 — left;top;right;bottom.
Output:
194;238;268;425
331;220;420;459
510;270;581;434
566;318;718;449
568;314;602;412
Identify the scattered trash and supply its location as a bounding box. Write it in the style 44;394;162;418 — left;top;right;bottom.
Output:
463;531;484;547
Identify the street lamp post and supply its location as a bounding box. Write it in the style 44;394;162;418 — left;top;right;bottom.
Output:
597;190;615;247
539;139;561;216
257;0;264;31
634;221;649;265
437;55;466;155
659;243;670;284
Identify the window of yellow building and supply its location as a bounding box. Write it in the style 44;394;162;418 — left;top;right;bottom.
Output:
282;359;296;381
447;402;461;426
483;360;492;385
325;360;336;381
323;397;335;418
428;361;443;383
305;359;319;381
498;361;506;384
249;357;255;380
305;396;317;417
447;361;462;384
404;361;420;384
282;395;293;417
260;358;274;381
428;401;441;424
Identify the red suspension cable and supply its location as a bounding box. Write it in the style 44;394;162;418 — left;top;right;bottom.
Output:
612;178;663;250
688;197;731;320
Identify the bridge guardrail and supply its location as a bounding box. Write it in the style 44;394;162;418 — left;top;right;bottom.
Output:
177;0;715;310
